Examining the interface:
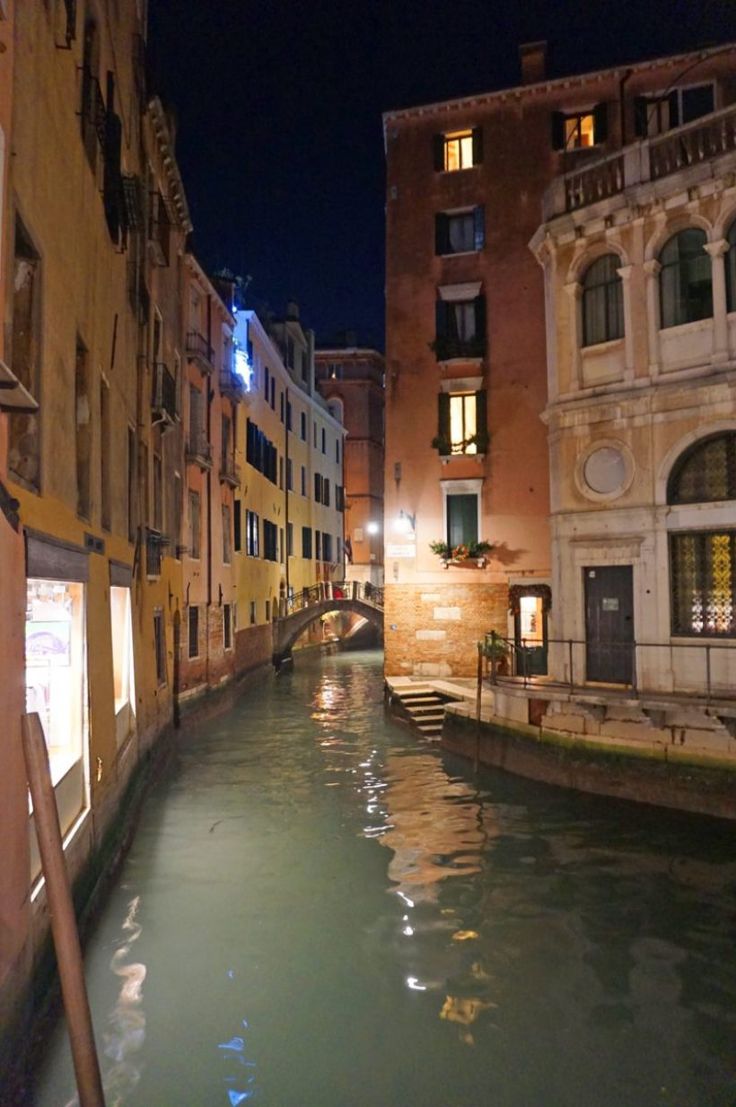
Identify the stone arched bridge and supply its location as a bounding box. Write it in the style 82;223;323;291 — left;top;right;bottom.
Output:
273;580;384;666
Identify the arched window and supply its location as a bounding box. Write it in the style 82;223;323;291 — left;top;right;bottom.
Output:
659;228;712;329
725;219;736;314
581;254;623;347
668;433;736;637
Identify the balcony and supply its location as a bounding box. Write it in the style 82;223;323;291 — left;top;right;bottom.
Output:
431;335;486;363
219;455;241;488
219;368;245;401
151;362;178;426
186;331;214;373
145;528;169;577
185;430;212;470
543;102;736;219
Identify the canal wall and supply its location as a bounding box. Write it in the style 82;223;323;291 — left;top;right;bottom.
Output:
3;660;272;1107
443;707;736;822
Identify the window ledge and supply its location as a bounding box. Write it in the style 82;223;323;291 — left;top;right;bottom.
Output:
437;166;481;176
659;317;714;336
439;453;485;464
436;356;484;366
437;249;481;259
581;337;624;354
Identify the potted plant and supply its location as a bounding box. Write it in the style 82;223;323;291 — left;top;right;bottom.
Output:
429;540;495;568
430;430;489;458
479;632;511;678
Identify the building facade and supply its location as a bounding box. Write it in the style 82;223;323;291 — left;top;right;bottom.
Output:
315;342;385;586
383;41;736;678
522;65;736;759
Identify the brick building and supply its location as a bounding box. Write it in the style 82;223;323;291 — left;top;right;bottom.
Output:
315;340;385;586
383;41;736;678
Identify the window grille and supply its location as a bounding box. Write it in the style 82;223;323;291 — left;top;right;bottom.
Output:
667;433;736;505
670;531;736;637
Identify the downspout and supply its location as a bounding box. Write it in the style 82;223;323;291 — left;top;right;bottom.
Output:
285;385;290;597
205;293;213;687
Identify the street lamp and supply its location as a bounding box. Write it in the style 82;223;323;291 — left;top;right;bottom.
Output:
366;521;380;535
393;510;416;535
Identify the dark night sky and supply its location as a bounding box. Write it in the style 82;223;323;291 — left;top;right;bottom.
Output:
148;1;735;349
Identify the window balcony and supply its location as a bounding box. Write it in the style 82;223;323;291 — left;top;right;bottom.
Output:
543;102;736;218
185;430;212;470
431;335;486;362
219;368;245;401
151;362;178;425
145;528;169;577
186;331;214;373
219;455;241;488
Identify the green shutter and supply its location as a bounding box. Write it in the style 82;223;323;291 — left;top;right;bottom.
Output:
471;126;483;165
433;133;445;171
475;389;488;452
633;96;648;138
474;295;486;341
435;299;449;339
551;111;566;150
593;101;608;144
438;392;450;445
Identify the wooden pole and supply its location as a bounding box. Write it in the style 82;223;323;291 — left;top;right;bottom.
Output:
21;714;106;1107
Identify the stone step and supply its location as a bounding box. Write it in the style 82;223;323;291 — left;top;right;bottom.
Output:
405;702;445;714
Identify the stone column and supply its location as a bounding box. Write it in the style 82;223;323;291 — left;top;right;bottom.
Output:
705;238;729;364
643;259;662;378
616;264;635;380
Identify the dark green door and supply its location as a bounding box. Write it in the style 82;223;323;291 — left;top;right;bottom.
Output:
584;566;634;684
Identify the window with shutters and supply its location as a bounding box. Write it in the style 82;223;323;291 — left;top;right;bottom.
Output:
222;504;231;564
223;604;232;650
434;391;487;456
234;499;242;551
434;296;486;361
581;255;624;346
188;605;199;659
435;207;485;255
188;490;201;558
725;220;736;314
302;526;312;559
316;530;322;561
634;84;714;138
551;104;608;151
659;228;712;329
446;493;479;548
246;510;260;557
434;128;482;172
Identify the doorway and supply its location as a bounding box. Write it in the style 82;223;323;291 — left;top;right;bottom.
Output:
584;566;634;684
511;586;549;676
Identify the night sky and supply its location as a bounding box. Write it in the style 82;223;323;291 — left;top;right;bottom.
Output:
148;0;735;349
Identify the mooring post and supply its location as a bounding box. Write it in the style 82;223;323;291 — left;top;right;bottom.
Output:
21;713;106;1107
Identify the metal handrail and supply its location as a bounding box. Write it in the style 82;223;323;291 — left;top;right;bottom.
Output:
279;580;384;617
481;631;736;703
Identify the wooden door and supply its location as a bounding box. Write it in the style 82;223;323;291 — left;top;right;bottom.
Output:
584;566;634;684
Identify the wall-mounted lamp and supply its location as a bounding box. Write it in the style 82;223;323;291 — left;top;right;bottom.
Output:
366;521;380;536
393;510;416;535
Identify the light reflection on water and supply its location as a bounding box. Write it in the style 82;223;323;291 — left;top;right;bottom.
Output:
34;651;736;1107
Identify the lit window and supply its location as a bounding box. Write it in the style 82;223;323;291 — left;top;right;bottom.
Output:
450;394;477;454
671;532;735;636
551;105;607;151
565;113;595;149
519;594;544;645
444;130;474;171
110;586;136;736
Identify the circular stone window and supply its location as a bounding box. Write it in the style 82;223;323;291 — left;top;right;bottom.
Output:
583;446;627;495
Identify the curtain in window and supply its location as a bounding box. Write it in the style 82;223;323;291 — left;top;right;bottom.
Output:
659;228;712;328
581;254;623;346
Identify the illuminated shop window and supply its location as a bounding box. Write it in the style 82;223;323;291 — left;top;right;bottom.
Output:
25;579;86;786
110;586;136;725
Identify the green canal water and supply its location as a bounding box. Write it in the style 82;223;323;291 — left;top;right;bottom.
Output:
33;650;736;1106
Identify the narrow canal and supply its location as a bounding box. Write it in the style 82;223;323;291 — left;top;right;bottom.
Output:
33;650;736;1107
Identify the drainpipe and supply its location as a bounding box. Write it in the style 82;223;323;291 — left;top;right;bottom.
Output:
285;385;290;598
205;294;213;687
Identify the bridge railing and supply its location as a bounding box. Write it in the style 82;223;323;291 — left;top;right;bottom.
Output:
279;580;384;617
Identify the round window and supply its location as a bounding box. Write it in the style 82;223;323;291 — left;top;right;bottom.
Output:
583;447;627;495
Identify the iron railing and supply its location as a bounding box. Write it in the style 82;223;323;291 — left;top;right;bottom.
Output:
151;362;178;423
219;368;244;401
279;580;384;617
186;331;214;369
145;528;169;576
219;455;241;487
481;631;736;704
185;430;212;468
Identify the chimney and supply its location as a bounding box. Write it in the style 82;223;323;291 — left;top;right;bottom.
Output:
519;41;547;86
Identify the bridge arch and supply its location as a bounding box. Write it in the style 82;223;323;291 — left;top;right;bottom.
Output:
273;598;383;666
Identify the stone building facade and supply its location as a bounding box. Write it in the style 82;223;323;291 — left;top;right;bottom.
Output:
315;342;385;586
383;41;736;678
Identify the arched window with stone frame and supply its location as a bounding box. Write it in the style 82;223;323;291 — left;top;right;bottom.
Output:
658;227;713;329
581;254;624;347
668;432;736;637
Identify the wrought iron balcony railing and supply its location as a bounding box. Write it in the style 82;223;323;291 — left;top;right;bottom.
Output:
219;455;241;487
185;430;212;469
186;331;214;371
219;368;245;401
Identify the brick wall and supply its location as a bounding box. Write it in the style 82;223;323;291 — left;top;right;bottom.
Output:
235;622;273;673
384;581;507;677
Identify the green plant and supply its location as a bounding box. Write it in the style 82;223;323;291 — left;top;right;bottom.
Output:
429;540;494;562
479;633;510;661
430;431;489;456
429;540;451;558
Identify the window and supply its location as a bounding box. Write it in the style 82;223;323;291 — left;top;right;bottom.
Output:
323;533;333;562
127;427;136;543
671;532;736;636
315;472;322;503
335;438;340;464
100;380;111;530
323;478;330;507
270;377;275;409
75;338;91;519
280;390;284;423
667;433;736;505
222;504;231;564
301;465;306;496
234;499;242;551
316;530;322;560
634;84;714;138
188;490;201;558
581;254;624;346
444;485;480;549
435;295;486;360
110;585;135;742
265;599;271;622
286;458;293;490
9;217;41;487
286;401;292;431
224;604;232;650
264;365;269;399
313;421;317;447
263;519;278;561
279;527;284;564
437;391;487;455
336;485;345;512
302;526;312;559
321;427;326;453
300;411;307;440
188;605;199;659
435;207;485;255
433;127;482;172
246;510;259;557
659;228;712;329
246;418;278;483
250;600;256;625
551;104;607;150
726;220;736;314
287;522;294;556
153;610;166;687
